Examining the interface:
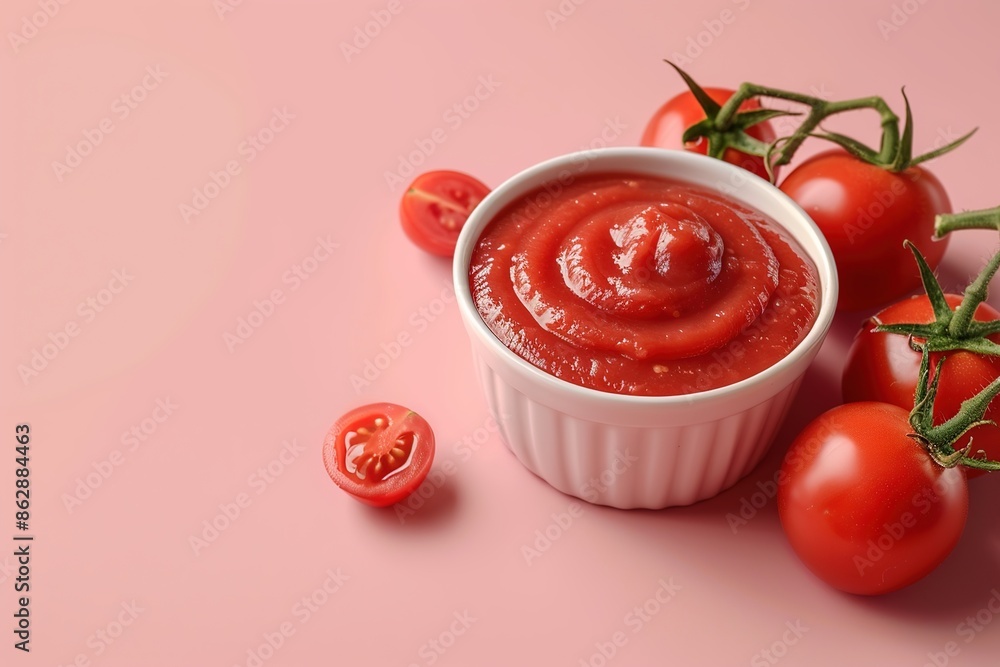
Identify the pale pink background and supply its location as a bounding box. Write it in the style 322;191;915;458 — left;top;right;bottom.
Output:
3;0;1000;665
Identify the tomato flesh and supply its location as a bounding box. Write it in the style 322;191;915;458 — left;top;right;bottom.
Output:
322;403;435;507
778;402;968;595
641;87;778;180
843;294;1000;478
779;150;951;311
400;170;491;257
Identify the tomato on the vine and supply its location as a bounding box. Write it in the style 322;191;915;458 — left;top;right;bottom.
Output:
779;149;951;311
778;402;968;595
400;170;490;258
640;87;778;180
322;403;435;507
843;294;1000;477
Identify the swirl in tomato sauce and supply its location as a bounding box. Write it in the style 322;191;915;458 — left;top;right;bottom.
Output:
469;173;819;396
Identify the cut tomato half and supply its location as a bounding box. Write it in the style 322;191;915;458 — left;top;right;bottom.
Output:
400;170;490;257
322;403;435;507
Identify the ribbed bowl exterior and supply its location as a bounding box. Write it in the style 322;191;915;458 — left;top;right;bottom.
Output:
473;348;805;509
453;148;837;511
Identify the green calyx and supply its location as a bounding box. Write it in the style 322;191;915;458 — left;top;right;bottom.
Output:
872;242;1000;356
875;240;1000;471
813;89;976;173
663;63;975;180
908;347;1000;471
665;61;796;169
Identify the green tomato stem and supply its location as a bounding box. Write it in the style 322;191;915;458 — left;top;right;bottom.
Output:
955;454;1000;471
892;246;1000;473
874;242;1000;356
935;206;1000;237
909;349;1000;471
715;84;899;167
949;246;1000;339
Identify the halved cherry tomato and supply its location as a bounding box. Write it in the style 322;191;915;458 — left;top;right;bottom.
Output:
640;87;778;181
322;403;435;507
400;170;491;257
843;294;1000;478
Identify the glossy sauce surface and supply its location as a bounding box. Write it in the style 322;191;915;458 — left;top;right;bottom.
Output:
469;173;820;396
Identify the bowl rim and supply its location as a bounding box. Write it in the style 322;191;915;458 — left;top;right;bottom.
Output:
452;146;838;408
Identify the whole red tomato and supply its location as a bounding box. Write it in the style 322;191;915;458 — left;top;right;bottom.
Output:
778;402;968;595
843;294;1000;477
779;149;951;311
640;87;777;180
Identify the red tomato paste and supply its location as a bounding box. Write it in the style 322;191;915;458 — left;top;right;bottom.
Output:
469;173;819;395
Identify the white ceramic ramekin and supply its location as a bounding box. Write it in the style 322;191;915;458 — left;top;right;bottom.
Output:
453;147;837;509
